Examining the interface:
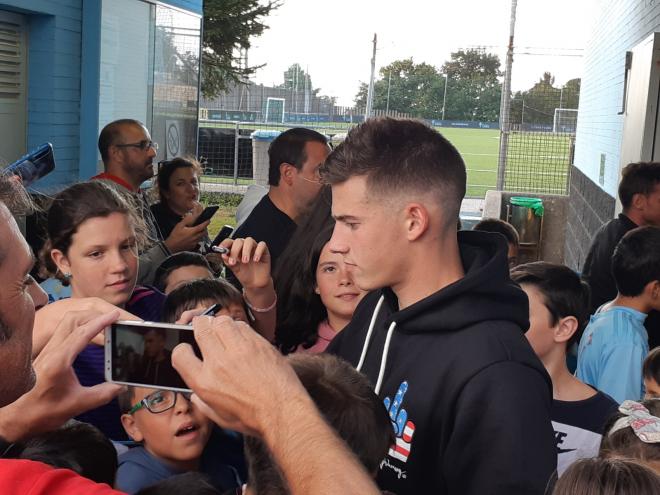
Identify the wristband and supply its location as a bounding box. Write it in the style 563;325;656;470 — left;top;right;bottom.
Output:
242;289;277;313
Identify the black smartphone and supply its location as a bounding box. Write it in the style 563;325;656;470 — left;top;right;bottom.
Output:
191;205;219;227
210;225;234;247
105;320;201;392
4;143;55;187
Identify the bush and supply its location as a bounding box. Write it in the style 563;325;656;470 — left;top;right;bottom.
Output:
200;191;243;208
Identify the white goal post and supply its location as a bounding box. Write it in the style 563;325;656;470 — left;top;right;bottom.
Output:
553;108;578;133
265;97;285;123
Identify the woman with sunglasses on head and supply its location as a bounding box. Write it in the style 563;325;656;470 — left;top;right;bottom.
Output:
151;157;210;254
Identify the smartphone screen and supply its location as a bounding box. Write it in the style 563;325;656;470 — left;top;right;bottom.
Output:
191;205;219;227
5;143;55;187
211;225;234;247
106;321;201;392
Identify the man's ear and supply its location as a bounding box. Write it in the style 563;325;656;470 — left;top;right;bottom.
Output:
50;249;71;275
279;163;296;187
645;279;660;301
107;143;123;164
121;413;144;442
403;203;430;241
553;315;579;344
631;192;647;211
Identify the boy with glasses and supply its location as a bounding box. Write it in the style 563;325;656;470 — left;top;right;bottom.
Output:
117;387;240;494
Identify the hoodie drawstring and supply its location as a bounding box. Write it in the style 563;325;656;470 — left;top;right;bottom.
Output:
356;295;385;372
355;295;397;395
375;321;396;395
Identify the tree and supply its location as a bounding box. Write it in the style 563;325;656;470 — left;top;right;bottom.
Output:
561;78;581;109
509;73;581;126
353;50;503;121
441;49;502;121
354;58;444;118
280;64;315;93
442;49;502;82
202;0;280;99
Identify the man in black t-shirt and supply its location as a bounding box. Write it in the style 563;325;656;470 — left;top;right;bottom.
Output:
581;162;660;346
232;128;331;270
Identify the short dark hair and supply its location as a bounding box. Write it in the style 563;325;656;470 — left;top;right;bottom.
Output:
155;157;203;208
320;118;466;230
473;218;519;248
268;127;328;186
135;472;221;495
154;252;212;293
98;118;145;164
244;354;393;495
643;346;660;385
510;262;590;347
6;420;117;486
162;278;245;323
118;386;137;415
611;226;660;297
600;399;660;463
553;457;660;495
618;162;660;210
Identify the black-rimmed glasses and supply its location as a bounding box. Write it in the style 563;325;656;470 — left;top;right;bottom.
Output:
129;389;191;415
115;140;159;152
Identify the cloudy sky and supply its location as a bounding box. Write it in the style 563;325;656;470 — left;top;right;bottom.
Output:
248;0;596;106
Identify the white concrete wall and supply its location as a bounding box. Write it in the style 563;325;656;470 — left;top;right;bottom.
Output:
574;0;660;197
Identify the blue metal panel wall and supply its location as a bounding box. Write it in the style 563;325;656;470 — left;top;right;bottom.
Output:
78;0;101;181
0;0;202;189
162;0;203;16
0;0;83;189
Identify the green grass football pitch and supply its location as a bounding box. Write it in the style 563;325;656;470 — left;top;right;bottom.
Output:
201;124;572;199
437;128;571;198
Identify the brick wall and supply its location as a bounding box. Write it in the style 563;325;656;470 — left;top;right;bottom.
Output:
564;165;616;271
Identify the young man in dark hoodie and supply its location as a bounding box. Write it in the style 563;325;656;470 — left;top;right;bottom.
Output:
321;118;556;495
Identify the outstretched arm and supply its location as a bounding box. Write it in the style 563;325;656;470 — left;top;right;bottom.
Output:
172;316;380;495
0;310;124;442
220;237;276;342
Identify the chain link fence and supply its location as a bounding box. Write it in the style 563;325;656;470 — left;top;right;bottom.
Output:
499;78;578;195
196;64;579;200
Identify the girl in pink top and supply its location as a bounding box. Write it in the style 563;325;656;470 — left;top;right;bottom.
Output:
274;189;366;354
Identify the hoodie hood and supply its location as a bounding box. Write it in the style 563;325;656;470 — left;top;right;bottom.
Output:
355;230;530;394
381;229;529;334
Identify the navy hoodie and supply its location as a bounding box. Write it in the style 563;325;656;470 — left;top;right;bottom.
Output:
328;230;556;494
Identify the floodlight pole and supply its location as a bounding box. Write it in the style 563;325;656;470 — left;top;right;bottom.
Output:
365;33;377;120
496;0;518;191
442;74;448;121
386;70;392;113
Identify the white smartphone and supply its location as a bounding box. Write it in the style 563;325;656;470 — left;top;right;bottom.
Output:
105;320;199;393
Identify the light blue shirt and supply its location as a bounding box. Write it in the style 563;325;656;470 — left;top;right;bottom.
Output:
576;306;648;404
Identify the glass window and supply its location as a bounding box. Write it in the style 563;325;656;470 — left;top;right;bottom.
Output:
98;0;201;162
151;5;201;161
99;0;154;129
